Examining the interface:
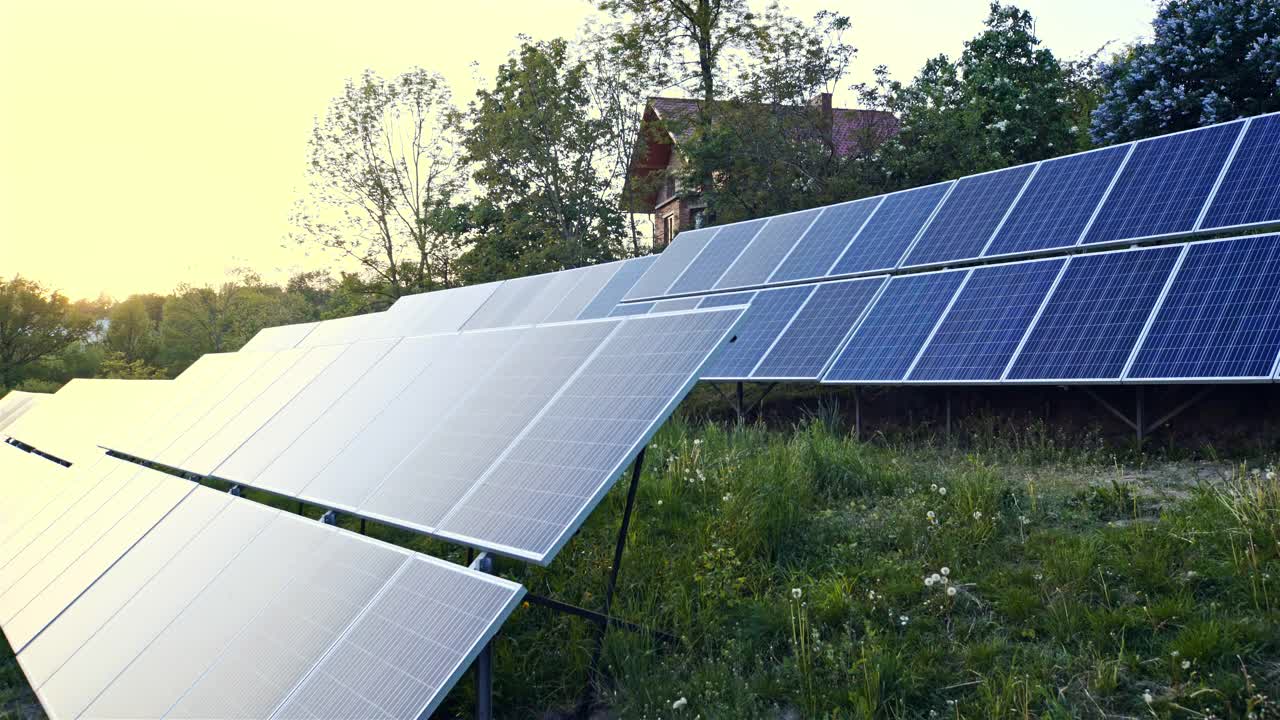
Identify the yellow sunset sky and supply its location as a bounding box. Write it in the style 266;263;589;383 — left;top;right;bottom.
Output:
1;0;1153;301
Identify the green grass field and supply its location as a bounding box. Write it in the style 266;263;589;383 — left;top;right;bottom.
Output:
3;408;1278;719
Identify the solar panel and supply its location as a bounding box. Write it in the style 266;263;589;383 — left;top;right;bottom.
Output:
715;208;822;290
698;291;756;308
297;312;396;347
1005;245;1184;381
579;256;655;319
623;227;720;301
212;339;400;486
649;297;703;313
769;197;881;283
1201;114;1280;232
1082;121;1245;245
666;219;767;295
1127;234;1280;380
250;335;457;498
610;301;654;316
358;321;618;534
984;144;1131;258
295;330;523;512
386;281;501;335
463;274;555;330
823;270;969;383
8;379;172;467
902;164;1035;267
434;307;744;563
700;285;814;380
508;267;593;326
829;181;953;275
240;322;318;351
543;261;625;323
0;391;45;435
907;258;1066;382
752;277;886;381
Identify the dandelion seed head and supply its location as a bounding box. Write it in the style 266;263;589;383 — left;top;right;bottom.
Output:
1143;691;1153;704
1182;660;1191;670
791;587;802;599
940;567;950;576
672;696;688;710
947;586;957;597
938;487;947;496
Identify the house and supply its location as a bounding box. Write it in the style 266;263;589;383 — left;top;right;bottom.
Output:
622;93;899;248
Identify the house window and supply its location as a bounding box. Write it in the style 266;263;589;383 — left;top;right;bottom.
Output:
664;174;676;200
691;208;706;229
663;213;677;244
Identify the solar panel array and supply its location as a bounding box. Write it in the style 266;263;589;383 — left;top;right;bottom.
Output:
0;443;524;720
620;112;1280;303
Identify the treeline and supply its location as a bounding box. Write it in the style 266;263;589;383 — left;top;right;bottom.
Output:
0;272;366;391
5;0;1276;395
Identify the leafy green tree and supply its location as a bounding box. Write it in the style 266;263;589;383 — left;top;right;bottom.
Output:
1090;0;1280;143
96;351;167;380
861;3;1094;187
458;39;624;282
105;295;160;363
158;275;311;371
293;68;465;302
0;276;95;388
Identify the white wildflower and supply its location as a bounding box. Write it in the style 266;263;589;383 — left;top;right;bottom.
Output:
1143;691;1154;704
656;500;663;506
925;576;937;587
926;510;936;520
938;487;947;496
692;439;702;446
672;696;688;710
940;567;950;576
973;511;983;520
931;483;938;492
1171;650;1180;658
1181;660;1191;670
899;614;909;626
947;586;958;597
791;587;803;599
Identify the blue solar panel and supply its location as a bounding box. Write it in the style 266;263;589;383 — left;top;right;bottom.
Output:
752;277;886;380
1082;121;1244;245
701;285;814;379
1128;235;1280;380
579;256;655;319
1006;246;1183;380
902;164;1035;266
829;182;953;275
699;291;756;308
667;219;767;295
769;198;881;283
609;301;653;317
1201;114;1280;231
623;227;720;301
715;208;822;290
823;271;968;383
649;297;703;313
908;258;1065;382
984;144;1130;257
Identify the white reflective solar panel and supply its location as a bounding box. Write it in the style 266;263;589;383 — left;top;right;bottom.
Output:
0;391;46;434
436;307;744;563
360;321;618;532
252;335;455;498
508;268;591;326
240;322;319;351
648;297;703;313
213;339;399;486
623;227;721;301
714;208;822;290
463;275;556;330
181;345;347;476
543;261;626;323
386;281;502;336
297;312;397;348
8;379;171;467
272;555;523;720
579;256;655;319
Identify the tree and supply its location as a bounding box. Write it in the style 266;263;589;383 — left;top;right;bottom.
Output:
597;0;758;104
293;68;465;302
96;351;167;380
158;275;311;371
105;295;160;363
1090;0;1280;144
860;3;1093;187
457;39;624;282
0;276;95;388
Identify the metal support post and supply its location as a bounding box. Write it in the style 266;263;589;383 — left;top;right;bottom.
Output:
945;391;952;441
228;485;243;497
581;447;647;715
474;553;494;720
736;382;745;424
1135;386;1145;446
359;518;366;535
320;510;337;526
854;387;861;441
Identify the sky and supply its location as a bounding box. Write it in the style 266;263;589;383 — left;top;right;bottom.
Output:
0;0;1155;301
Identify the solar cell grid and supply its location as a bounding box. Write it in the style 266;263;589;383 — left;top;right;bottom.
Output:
241;322;319;352
544;261;624;323
715;208;822;290
823;271;969;383
1083;121;1244;245
1005;245;1184;381
435;308;743;562
752;277;886;380
387;281;501;336
508;267;591;326
1201;114;1280;232
698;291;755;308
700;285;814;379
667;219;767;296
903;164;1036;267
769;197;881;283
578;256;653;319
610;301;654;316
830;181;953;276
907;258;1066;382
649;297;703;313
1127;234;1280;380
984;144;1131;258
463;275;553;330
622;227;719;301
